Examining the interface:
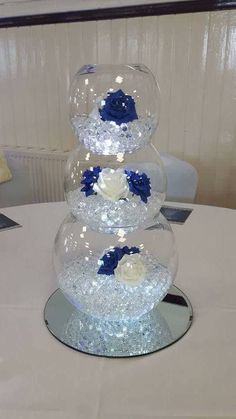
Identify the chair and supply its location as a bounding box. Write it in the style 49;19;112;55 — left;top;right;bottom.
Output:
0;153;34;208
160;153;198;203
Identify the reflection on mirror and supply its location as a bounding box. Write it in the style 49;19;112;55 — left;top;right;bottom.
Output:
44;285;193;358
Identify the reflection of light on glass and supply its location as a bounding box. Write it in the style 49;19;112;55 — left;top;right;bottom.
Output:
105;139;112;147
71;172;74;179
80;233;84;238
116;152;124;162
85;79;89;85
117;228;127;243
76;161;80;167
133;89;137;93
72;240;78;251
65;247;69;253
90;88;94;92
85;153;90;161
118;229;125;237
82;226;87;232
85;256;89;261
101;99;105;106
140;243;144;250
115;76;123;84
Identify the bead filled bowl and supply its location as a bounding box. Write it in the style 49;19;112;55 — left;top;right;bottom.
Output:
64;144;167;233
69;64;160;155
53;213;178;321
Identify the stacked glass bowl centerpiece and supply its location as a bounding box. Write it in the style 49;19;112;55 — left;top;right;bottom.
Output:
50;64;183;357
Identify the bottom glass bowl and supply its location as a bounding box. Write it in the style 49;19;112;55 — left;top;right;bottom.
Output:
53;213;178;321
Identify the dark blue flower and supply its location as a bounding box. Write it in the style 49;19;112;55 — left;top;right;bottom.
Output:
99;89;138;125
81;166;101;197
98;246;140;275
125;170;151;203
122;246;140;256
79;64;96;75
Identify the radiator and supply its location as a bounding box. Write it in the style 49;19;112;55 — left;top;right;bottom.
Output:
2;148;69;206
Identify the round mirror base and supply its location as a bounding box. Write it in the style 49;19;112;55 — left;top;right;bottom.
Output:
44;286;193;358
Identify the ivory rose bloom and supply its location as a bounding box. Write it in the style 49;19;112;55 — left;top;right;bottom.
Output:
114;253;146;286
93;168;129;201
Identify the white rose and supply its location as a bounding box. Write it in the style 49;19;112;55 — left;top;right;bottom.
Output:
93;168;129;201
115;254;146;286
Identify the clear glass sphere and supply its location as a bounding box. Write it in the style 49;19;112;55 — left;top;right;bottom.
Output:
64;144;167;233
69;64;160;154
53;213;178;321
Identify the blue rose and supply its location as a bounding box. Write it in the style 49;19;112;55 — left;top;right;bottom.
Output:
99;89;138;125
79;64;96;75
122;246;140;256
81;166;101;197
125;170;151;203
98;246;140;275
97;247;123;275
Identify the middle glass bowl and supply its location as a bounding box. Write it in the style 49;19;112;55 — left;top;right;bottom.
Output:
64;144;167;233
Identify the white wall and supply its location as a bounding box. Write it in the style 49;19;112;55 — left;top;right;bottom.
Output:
0;10;235;207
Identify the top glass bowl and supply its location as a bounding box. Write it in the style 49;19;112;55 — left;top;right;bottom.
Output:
69;64;160;155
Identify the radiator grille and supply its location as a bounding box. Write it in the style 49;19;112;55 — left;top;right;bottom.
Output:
4;148;69;204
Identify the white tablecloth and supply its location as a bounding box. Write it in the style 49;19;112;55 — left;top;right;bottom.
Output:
0;202;236;419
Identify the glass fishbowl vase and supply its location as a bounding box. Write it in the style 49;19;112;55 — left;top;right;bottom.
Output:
64;143;167;233
69;64;160;155
53;213;178;321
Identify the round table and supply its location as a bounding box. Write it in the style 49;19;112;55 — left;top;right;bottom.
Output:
1;202;236;418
